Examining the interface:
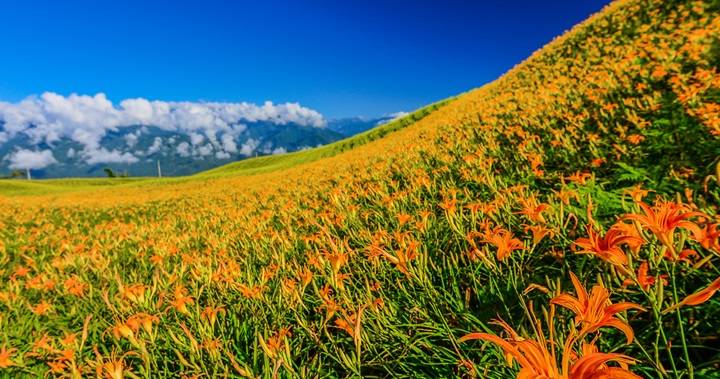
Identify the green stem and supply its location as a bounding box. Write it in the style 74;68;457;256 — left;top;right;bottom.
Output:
634;267;674;377
632;337;660;378
670;263;694;379
652;305;677;377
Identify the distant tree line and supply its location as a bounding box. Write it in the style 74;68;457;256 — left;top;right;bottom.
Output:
1;169;28;179
103;168;129;178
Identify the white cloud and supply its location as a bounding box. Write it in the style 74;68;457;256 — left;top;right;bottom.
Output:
176;142;191;157
124;129;142;147
388;111;409;119
83;148;139;165
0;92;326;164
196;143;213;157
146;137;163;155
239;138;259;156
376;111;409;125
189;132;205;146
221;133;238;153
7;149;57;169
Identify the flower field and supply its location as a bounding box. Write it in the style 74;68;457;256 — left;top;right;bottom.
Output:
1;0;720;377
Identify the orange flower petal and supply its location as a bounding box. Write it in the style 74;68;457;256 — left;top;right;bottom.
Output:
679;276;720;307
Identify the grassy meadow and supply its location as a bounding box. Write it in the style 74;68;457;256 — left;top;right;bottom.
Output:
1;0;720;377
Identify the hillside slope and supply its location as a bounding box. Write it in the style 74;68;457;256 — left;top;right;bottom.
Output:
1;0;720;377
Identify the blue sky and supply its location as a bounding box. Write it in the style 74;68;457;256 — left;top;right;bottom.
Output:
0;0;609;118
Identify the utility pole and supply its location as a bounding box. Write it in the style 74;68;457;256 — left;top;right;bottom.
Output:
157;160;162;178
26;168;31;180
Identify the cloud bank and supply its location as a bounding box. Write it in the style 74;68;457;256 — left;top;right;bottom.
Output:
0;92;326;166
8;149;57;170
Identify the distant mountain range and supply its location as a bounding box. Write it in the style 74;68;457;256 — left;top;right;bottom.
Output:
0;115;399;178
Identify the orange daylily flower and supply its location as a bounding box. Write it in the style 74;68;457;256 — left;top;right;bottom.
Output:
524;224;554;245
460;320;559;379
299;267;314;288
334;312;358;339
378;235;419;276
570;353;641;379
623;262;667;290
260;264;279;283
528;153;545;176
693;222;720;251
439;196;458;213
672;249;699;263
111;321;135;342
60;333;77;348
624;200;703;253
0;347;16;368
551;273;644;343
120;283;147;304
238;284;265;300
260;327;292;359
460;319;640;379
32;333;54;353
47;360;68;374
201;305;225;327
465;202;484;215
125;313;159;335
608;222;644;254
56;349;75;363
651;65;666;79
380;245;418;276
321;299;341;322
626;134;645;145
665;276;720;313
11;266;30;280
63;276;87;297
624;185;649;202
324;249;348;273
573;225;642;266
96;353;130;379
555;188;579;205
169;286;194;314
516;196;550;224
396;213;412;226
30;301;53;316
334;272;351;290
483;227;524;261
566;172;593;185
281;277;297;296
